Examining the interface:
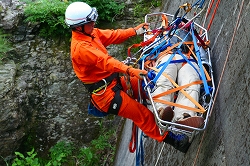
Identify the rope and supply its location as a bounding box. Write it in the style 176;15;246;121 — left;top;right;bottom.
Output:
192;0;245;165
125;66;145;165
206;0;221;31
154;143;165;166
136;132;145;166
205;0;215;19
129;123;137;153
200;0;213;35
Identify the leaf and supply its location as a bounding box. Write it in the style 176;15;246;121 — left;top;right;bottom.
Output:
27;148;35;156
15;152;25;159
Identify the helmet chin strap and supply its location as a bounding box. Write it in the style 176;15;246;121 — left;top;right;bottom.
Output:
80;25;92;37
73;25;93;38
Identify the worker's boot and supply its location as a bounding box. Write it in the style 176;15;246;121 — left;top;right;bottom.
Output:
163;131;191;153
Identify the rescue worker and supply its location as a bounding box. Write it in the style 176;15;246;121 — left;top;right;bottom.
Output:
65;1;191;152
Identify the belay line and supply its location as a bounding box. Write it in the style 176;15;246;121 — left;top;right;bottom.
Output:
193;0;245;165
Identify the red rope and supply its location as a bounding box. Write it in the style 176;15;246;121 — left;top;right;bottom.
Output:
129;123;137;153
205;0;215;19
207;0;221;31
192;0;245;165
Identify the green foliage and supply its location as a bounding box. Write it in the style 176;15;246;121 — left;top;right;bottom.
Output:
22;0;125;38
22;0;70;38
84;0;125;22
12;148;40;166
46;141;74;166
11;142;74;166
11;122;116;165
151;0;162;8
76;121;116;165
133;0;162;19
78;147;98;166
0;30;12;61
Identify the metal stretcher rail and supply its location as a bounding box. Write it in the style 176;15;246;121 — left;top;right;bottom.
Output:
140;12;216;137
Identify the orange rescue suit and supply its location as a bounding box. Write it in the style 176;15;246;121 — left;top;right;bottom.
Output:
70;27;166;142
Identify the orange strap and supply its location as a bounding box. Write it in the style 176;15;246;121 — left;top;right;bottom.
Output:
158;41;193;57
127;30;162;57
156;41;193;62
161;14;169;35
152;80;203;99
153;98;204;113
148;66;206;113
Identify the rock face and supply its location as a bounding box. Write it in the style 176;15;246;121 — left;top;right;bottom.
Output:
0;0;123;163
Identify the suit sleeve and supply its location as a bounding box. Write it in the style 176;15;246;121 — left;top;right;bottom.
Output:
96;28;136;47
77;43;130;74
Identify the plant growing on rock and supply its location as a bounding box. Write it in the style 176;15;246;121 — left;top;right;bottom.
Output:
0;30;12;61
11;121;117;165
22;0;125;38
22;0;70;38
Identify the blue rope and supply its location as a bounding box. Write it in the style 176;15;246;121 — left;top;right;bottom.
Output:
138;36;166;64
152;53;176;84
156;58;197;69
199;0;206;8
136;132;144;166
148;40;167;60
176;49;202;79
192;0;206;8
191;23;210;94
151;29;202;85
168;17;182;37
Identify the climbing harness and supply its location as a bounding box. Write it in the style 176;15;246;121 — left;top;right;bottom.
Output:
107;82;123;115
84;72;123;116
83;73;119;94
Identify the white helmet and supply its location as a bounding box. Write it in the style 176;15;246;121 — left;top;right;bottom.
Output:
65;2;98;28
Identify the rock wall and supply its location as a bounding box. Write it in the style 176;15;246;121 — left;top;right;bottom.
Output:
0;0;121;163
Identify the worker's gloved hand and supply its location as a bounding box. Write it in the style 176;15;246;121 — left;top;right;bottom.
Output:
127;67;147;80
134;23;149;35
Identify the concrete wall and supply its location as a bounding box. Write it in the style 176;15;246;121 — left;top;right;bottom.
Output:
114;0;250;165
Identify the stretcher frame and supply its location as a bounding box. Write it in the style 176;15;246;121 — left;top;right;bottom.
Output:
139;12;215;138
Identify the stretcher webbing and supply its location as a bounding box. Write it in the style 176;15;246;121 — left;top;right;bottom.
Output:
127;30;162;57
188;46;211;81
176;50;201;78
151;79;204;99
149;66;206;113
157;41;193;59
153;98;204;113
191;23;210;94
151;54;176;85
